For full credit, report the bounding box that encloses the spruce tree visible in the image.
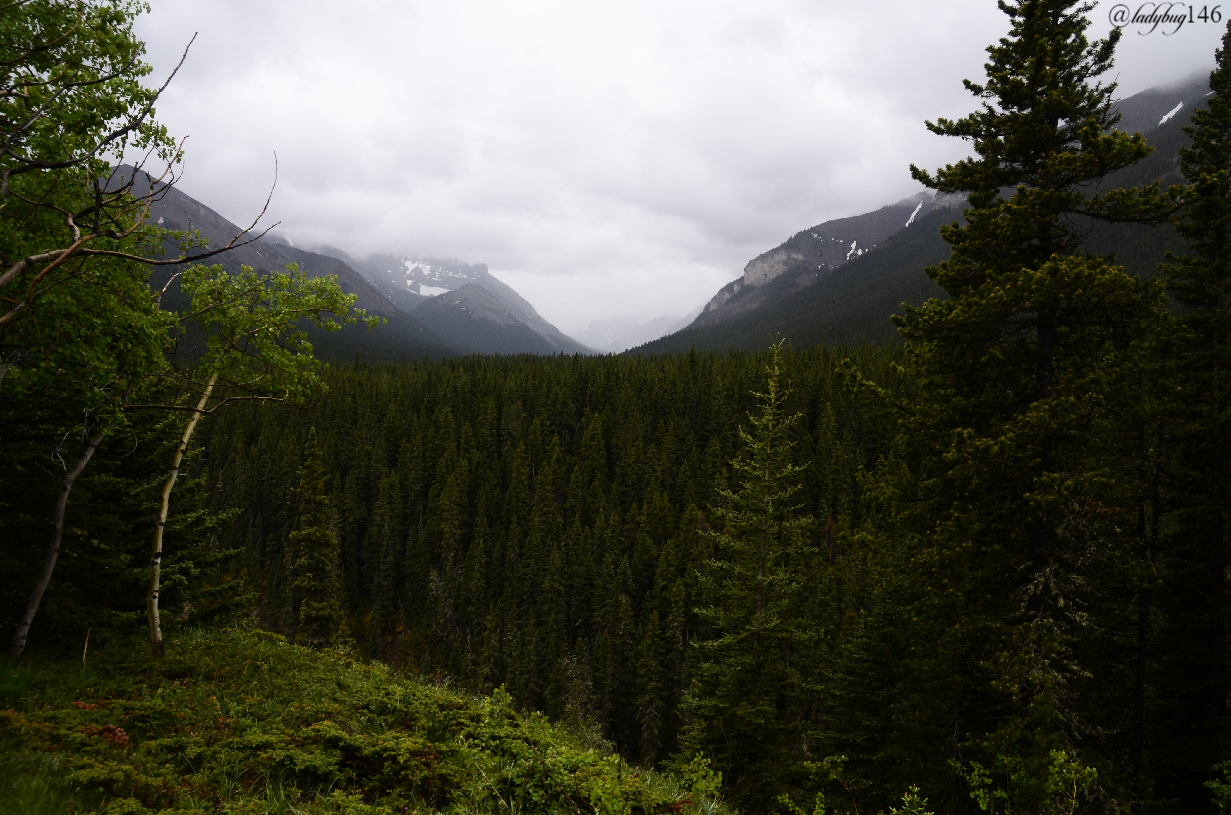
[1152,19,1231,810]
[682,340,811,810]
[289,429,344,648]
[898,0,1177,807]
[368,470,402,661]
[636,610,666,764]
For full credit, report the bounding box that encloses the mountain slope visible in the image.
[691,191,937,329]
[413,281,593,355]
[635,203,955,352]
[349,253,594,354]
[119,167,452,361]
[635,75,1205,354]
[122,167,590,359]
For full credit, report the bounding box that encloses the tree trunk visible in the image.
[148,373,217,657]
[1033,311,1056,618]
[9,425,111,660]
[1205,505,1226,753]
[1132,424,1161,778]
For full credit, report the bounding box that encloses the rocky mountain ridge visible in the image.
[122,167,592,358]
[691,191,966,329]
[635,72,1208,353]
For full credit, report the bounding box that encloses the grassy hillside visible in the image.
[0,629,724,815]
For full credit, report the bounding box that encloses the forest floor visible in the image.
[0,628,718,815]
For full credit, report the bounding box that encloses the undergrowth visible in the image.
[0,628,730,814]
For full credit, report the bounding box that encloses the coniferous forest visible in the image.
[5,1,1231,814]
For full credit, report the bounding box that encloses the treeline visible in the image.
[197,347,898,765]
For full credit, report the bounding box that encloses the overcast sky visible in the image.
[134,1,1221,335]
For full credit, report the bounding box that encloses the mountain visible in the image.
[123,169,451,361]
[119,167,590,359]
[577,311,700,353]
[633,74,1206,354]
[691,190,940,329]
[343,253,593,355]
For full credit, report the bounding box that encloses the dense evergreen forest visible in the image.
[6,1,1231,814]
[196,347,897,767]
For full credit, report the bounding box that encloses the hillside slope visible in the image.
[0,629,717,815]
[119,167,453,361]
[689,192,936,330]
[414,282,593,355]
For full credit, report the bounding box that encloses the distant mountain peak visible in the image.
[690,190,937,330]
[579,309,702,353]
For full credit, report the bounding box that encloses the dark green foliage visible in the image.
[0,407,244,657]
[682,342,813,808]
[290,429,346,649]
[882,0,1180,811]
[1148,20,1231,812]
[196,346,900,771]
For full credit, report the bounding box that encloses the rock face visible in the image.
[744,250,811,286]
[691,191,938,329]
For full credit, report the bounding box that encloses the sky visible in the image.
[134,1,1222,336]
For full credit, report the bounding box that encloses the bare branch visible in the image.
[0,235,89,325]
[124,393,290,415]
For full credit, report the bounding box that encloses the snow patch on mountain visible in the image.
[1159,102,1184,126]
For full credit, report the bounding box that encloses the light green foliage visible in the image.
[1,0,190,663]
[777,791,825,815]
[957,750,1095,815]
[175,262,379,408]
[1206,762,1231,813]
[682,751,724,815]
[0,629,722,815]
[887,786,933,815]
[144,262,377,656]
[1,0,179,400]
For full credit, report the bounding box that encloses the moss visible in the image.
[0,629,730,814]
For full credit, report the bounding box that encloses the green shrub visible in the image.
[0,629,731,814]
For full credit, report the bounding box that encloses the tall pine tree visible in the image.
[289,429,345,649]
[897,1,1177,809]
[1152,19,1231,811]
[682,340,812,810]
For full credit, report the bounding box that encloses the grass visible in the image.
[0,628,728,815]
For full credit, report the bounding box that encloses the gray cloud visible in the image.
[135,1,1220,334]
